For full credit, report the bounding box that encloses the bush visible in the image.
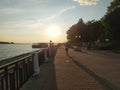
[95,43,112,50]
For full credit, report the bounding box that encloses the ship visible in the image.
[32,43,48,48]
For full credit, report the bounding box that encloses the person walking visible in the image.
[49,40,54,57]
[65,42,70,55]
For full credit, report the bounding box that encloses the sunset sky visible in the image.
[0,0,113,43]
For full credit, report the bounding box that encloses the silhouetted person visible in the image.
[50,40,52,47]
[49,40,54,57]
[65,42,70,55]
[51,43,55,57]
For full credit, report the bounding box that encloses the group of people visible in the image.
[49,40,72,56]
[32,40,75,78]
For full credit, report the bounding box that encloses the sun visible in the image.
[47,25,60,37]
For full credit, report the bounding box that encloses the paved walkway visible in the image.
[20,45,120,90]
[70,48,120,90]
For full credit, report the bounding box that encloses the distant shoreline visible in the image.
[0,41,14,44]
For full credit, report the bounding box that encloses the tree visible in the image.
[103,0,120,49]
[73,20,104,43]
[67,18,85,43]
[108,7,120,49]
[67,19,104,44]
[107,0,120,14]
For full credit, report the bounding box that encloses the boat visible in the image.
[32,43,48,48]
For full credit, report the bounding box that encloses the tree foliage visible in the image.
[67,19,85,43]
[103,0,120,49]
[67,19,104,43]
[66,0,120,50]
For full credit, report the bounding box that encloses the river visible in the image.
[0,44,40,61]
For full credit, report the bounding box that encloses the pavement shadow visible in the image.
[38,47,59,90]
[39,58,57,90]
[20,58,57,90]
[73,48,88,54]
[20,47,58,90]
[68,55,119,90]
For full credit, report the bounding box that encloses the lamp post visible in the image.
[75,35,81,40]
[75,35,81,46]
[75,35,82,51]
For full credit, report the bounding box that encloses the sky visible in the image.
[0,0,113,43]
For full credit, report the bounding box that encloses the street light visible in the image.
[75,35,81,38]
[75,35,81,43]
[75,36,78,38]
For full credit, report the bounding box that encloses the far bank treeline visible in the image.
[0,41,14,44]
[66,0,120,50]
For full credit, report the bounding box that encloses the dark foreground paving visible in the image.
[20,45,120,90]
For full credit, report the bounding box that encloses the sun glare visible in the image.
[47,25,61,37]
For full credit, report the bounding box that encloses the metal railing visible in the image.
[0,49,47,90]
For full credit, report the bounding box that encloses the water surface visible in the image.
[0,44,40,61]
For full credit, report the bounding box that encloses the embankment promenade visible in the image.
[20,45,120,90]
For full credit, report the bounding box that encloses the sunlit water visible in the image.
[0,44,40,61]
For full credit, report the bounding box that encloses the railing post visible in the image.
[19,62,24,87]
[0,79,2,90]
[15,63,19,90]
[0,73,4,90]
[0,50,44,90]
[5,68,8,90]
[33,52,40,76]
[29,56,34,76]
[9,69,16,90]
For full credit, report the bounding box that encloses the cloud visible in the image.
[46,6,76,20]
[59,6,76,14]
[0,6,76,34]
[73,0,99,6]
